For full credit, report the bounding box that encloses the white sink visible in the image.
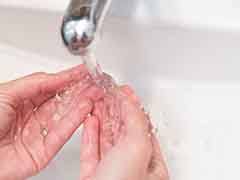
[0,4,240,180]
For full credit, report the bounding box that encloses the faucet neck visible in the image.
[61,0,112,55]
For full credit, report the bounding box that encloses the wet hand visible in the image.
[0,65,103,180]
[79,86,169,180]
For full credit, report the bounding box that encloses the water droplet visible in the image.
[151,127,159,134]
[85,75,91,80]
[144,111,151,121]
[53,113,61,121]
[87,113,91,117]
[33,107,38,112]
[55,93,62,102]
[140,104,145,111]
[63,89,70,95]
[41,128,48,137]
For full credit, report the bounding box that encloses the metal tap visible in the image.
[61,0,112,55]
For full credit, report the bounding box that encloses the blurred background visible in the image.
[0,0,240,180]
[2,0,240,30]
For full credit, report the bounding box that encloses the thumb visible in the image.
[80,116,100,180]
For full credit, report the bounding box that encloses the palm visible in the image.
[0,65,103,180]
[79,87,169,180]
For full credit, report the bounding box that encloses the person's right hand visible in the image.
[79,86,169,180]
[0,65,103,180]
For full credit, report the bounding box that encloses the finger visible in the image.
[44,97,93,161]
[120,85,141,106]
[35,80,103,138]
[120,93,153,166]
[21,81,103,169]
[119,85,134,96]
[93,100,114,158]
[95,87,146,158]
[3,64,89,107]
[95,86,140,158]
[41,84,103,158]
[21,95,93,170]
[148,135,169,180]
[80,116,100,180]
[94,94,153,180]
[120,94,149,141]
[84,85,105,101]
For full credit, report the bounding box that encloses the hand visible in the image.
[0,65,103,180]
[79,86,169,180]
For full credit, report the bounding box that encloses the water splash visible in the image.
[53,51,159,145]
[81,51,117,91]
[41,128,48,137]
[81,52,127,145]
[81,52,162,141]
[81,52,103,78]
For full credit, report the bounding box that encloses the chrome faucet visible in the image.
[61,0,112,55]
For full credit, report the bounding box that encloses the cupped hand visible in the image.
[79,86,169,180]
[0,65,103,180]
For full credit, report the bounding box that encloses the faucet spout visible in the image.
[61,0,112,55]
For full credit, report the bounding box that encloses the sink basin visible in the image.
[0,4,240,180]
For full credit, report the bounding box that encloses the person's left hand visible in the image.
[0,65,103,180]
[79,86,169,180]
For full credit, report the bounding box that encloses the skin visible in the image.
[0,65,104,180]
[0,64,169,180]
[80,86,169,180]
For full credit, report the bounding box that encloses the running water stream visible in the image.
[81,51,124,145]
[81,51,118,92]
[80,51,159,140]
